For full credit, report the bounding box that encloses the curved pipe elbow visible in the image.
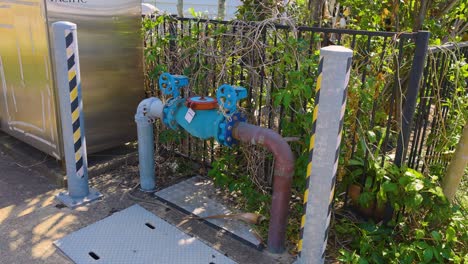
[135,97,164,122]
[232,122,294,177]
[232,122,294,253]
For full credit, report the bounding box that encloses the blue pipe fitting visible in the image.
[159,72,189,98]
[216,112,246,147]
[162,98,185,130]
[216,84,247,113]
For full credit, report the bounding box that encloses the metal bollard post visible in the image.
[52,21,102,208]
[297,46,353,264]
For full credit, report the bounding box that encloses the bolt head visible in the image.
[227,137,232,142]
[228,126,232,130]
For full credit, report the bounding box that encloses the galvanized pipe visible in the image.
[232,122,294,253]
[135,97,164,192]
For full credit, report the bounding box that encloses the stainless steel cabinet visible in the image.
[0,0,144,158]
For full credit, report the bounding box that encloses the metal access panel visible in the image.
[46,0,144,153]
[0,0,62,159]
[55,204,236,264]
[155,176,262,247]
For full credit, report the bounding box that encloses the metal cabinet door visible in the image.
[0,0,61,159]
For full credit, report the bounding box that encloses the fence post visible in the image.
[382,31,430,221]
[394,31,430,167]
[52,21,103,208]
[297,46,353,264]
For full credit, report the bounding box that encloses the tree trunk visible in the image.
[413,0,429,31]
[436,0,460,18]
[177,0,184,17]
[443,124,468,202]
[218,0,226,20]
[308,0,324,26]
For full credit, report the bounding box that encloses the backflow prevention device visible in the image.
[159,72,247,146]
[135,73,295,253]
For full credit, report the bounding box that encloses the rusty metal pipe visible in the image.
[232,122,294,253]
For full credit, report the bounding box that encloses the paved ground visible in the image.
[0,148,73,263]
[0,135,292,264]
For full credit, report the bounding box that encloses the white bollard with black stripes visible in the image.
[296,46,353,264]
[52,21,102,208]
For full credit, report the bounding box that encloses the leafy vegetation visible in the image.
[336,166,467,263]
[142,1,467,261]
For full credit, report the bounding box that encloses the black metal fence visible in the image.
[407,42,468,174]
[143,16,460,191]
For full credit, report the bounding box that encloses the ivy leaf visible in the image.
[382,182,398,194]
[431,231,442,241]
[406,179,424,192]
[273,92,283,107]
[429,186,445,199]
[406,193,423,208]
[446,226,456,242]
[413,179,424,191]
[441,248,452,259]
[398,174,410,183]
[404,168,424,179]
[416,241,429,249]
[283,93,292,107]
[358,258,369,264]
[423,248,433,262]
[415,229,425,239]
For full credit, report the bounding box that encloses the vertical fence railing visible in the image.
[142,16,426,187]
[407,41,468,174]
[394,31,430,167]
[142,15,467,244]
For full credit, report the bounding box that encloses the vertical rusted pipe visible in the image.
[232,122,294,253]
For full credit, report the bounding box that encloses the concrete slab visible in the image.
[155,176,262,247]
[55,204,235,264]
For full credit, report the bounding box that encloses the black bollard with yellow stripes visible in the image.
[296,46,353,264]
[52,21,102,208]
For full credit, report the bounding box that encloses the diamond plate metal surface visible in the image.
[54,204,235,264]
[155,176,261,247]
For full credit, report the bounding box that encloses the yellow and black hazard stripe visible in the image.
[298,57,323,255]
[321,57,353,258]
[65,29,84,178]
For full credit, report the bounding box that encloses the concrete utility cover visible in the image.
[155,176,262,247]
[54,204,235,264]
